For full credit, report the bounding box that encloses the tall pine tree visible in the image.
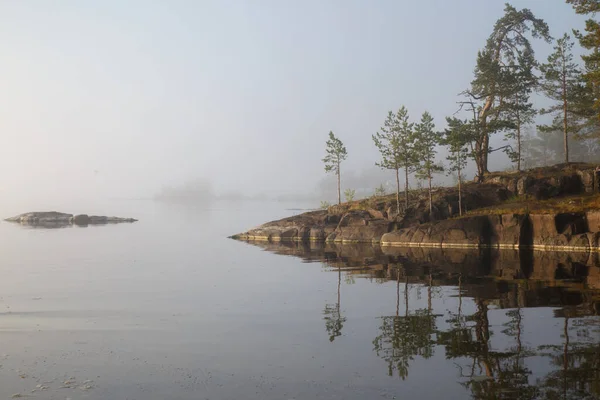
[415,112,443,215]
[322,131,348,205]
[461,4,550,180]
[442,118,474,217]
[538,34,586,163]
[373,107,418,214]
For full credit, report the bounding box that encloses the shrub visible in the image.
[344,189,356,202]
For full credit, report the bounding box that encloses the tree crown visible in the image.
[323,131,347,174]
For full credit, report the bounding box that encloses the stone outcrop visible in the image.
[5,212,137,228]
[233,210,600,251]
[232,209,391,244]
[380,214,528,249]
[485,163,599,199]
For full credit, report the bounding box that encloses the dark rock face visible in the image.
[5,212,137,227]
[381,216,492,248]
[380,212,600,251]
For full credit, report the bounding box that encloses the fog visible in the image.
[0,1,587,211]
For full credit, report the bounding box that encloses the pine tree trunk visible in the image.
[517,123,521,171]
[474,136,485,183]
[516,93,521,171]
[404,165,409,210]
[458,163,463,217]
[337,166,341,205]
[428,172,433,216]
[563,71,569,164]
[482,132,489,174]
[395,168,400,215]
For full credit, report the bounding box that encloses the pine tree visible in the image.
[503,51,537,171]
[461,4,550,180]
[442,118,474,216]
[568,0,600,121]
[538,34,587,163]
[322,131,347,205]
[373,107,418,214]
[414,112,443,215]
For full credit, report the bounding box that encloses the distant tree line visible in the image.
[323,1,600,214]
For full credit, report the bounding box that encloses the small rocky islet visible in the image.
[4,211,137,228]
[231,164,600,252]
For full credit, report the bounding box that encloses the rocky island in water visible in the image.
[5,211,138,228]
[232,164,600,252]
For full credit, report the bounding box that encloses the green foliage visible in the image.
[373,106,418,211]
[414,111,444,182]
[567,0,600,13]
[568,0,600,120]
[322,131,347,174]
[320,200,331,209]
[323,131,347,205]
[442,117,473,177]
[372,107,417,172]
[344,188,356,202]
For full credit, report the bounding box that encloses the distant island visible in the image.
[5,212,137,228]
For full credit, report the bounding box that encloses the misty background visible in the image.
[0,1,591,208]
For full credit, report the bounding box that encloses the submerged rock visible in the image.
[5,212,137,227]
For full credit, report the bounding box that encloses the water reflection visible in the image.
[372,272,438,379]
[323,263,346,341]
[244,240,600,399]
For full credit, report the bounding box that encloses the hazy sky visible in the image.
[0,1,587,204]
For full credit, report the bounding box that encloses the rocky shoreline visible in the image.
[231,211,600,251]
[231,164,600,252]
[5,212,138,228]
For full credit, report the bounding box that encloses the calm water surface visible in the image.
[0,200,598,399]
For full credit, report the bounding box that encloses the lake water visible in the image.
[0,200,598,399]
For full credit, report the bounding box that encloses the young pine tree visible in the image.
[414,112,443,215]
[442,118,473,217]
[322,131,347,205]
[373,106,418,214]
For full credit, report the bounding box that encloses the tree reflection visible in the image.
[323,263,346,342]
[538,314,600,399]
[372,269,438,379]
[437,280,541,399]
